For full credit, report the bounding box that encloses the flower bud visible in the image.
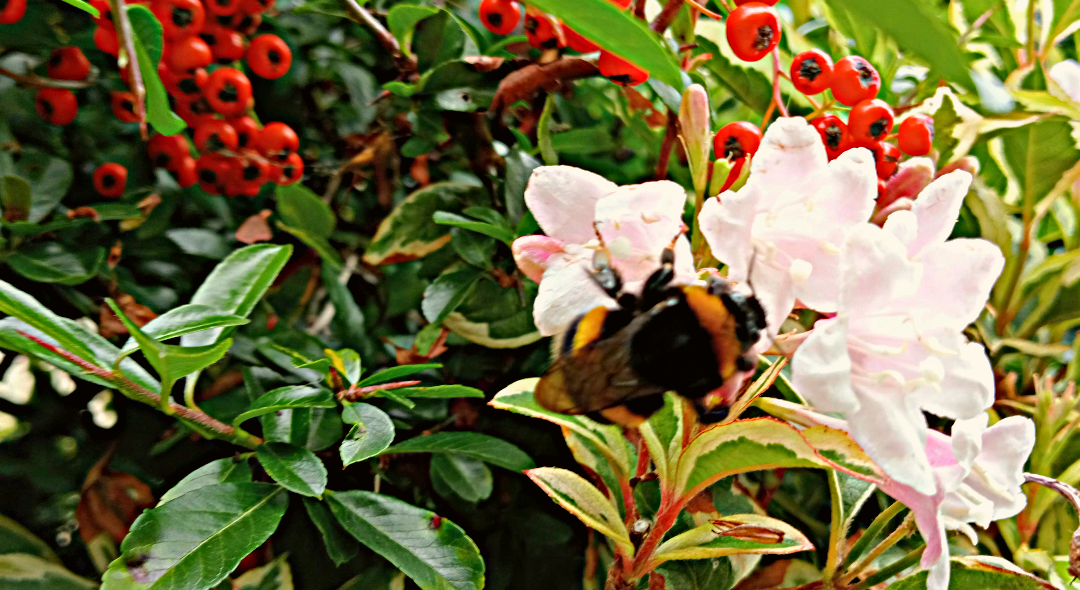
[878,157,934,211]
[679,84,711,196]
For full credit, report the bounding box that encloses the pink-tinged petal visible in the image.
[904,239,1004,331]
[840,224,921,318]
[970,416,1034,522]
[679,84,711,192]
[936,156,979,179]
[512,235,565,283]
[922,340,995,420]
[596,181,689,283]
[531,251,614,337]
[813,148,878,228]
[791,318,858,413]
[700,191,756,283]
[905,171,972,257]
[849,390,936,495]
[746,117,830,206]
[524,166,617,243]
[880,157,935,210]
[921,517,952,590]
[873,198,915,227]
[743,253,796,340]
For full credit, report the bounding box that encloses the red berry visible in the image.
[203,67,252,115]
[194,119,240,152]
[233,12,262,36]
[35,88,78,126]
[790,49,832,95]
[47,47,91,81]
[234,152,270,194]
[174,156,198,188]
[524,8,565,50]
[0,0,27,24]
[848,98,894,143]
[168,35,212,72]
[200,26,246,65]
[861,141,900,180]
[151,0,204,41]
[166,66,208,97]
[564,25,599,53]
[811,115,850,160]
[273,153,304,185]
[247,34,292,79]
[148,133,191,170]
[257,122,299,162]
[597,51,648,86]
[228,115,261,149]
[725,3,781,63]
[195,153,235,194]
[93,163,128,198]
[205,0,240,16]
[877,178,887,196]
[111,91,140,123]
[830,56,880,106]
[478,0,520,36]
[94,26,120,56]
[239,0,271,15]
[713,121,762,160]
[898,114,934,156]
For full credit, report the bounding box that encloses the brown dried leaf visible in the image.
[236,210,273,244]
[67,206,101,221]
[77,452,155,544]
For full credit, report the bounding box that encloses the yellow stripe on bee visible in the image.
[599,406,648,428]
[680,286,740,379]
[572,307,609,354]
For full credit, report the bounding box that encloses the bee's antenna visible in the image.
[590,221,623,299]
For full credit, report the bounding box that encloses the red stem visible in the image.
[771,49,789,118]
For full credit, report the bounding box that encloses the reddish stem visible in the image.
[338,379,422,402]
[771,48,789,118]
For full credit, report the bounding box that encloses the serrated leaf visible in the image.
[326,490,485,590]
[652,513,813,564]
[256,442,328,497]
[234,385,336,427]
[340,403,395,466]
[526,467,632,555]
[382,431,534,471]
[302,497,360,567]
[159,457,253,505]
[101,483,288,590]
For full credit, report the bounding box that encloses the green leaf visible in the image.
[381,431,534,471]
[234,385,337,426]
[323,264,378,364]
[277,222,343,270]
[256,442,328,498]
[101,483,288,590]
[261,407,343,452]
[694,37,772,112]
[490,378,633,479]
[159,457,253,504]
[433,211,515,245]
[525,467,632,555]
[0,515,60,563]
[166,228,231,259]
[326,490,485,590]
[652,513,813,563]
[525,0,682,89]
[121,305,250,354]
[233,553,293,590]
[1050,0,1080,44]
[362,183,483,265]
[0,553,97,589]
[886,557,1055,589]
[8,242,104,285]
[58,0,100,17]
[302,497,360,567]
[430,454,493,503]
[422,268,482,324]
[182,244,293,348]
[127,5,186,135]
[505,148,539,226]
[326,348,362,385]
[999,118,1080,212]
[357,363,442,387]
[654,559,735,590]
[413,10,466,71]
[277,184,335,238]
[386,5,439,53]
[538,94,558,166]
[340,403,395,466]
[827,0,972,90]
[14,149,72,223]
[1,175,31,222]
[396,385,484,399]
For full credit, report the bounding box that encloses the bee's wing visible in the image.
[536,329,667,415]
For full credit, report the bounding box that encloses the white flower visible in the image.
[1050,59,1080,102]
[511,166,697,336]
[698,117,877,337]
[792,171,1004,496]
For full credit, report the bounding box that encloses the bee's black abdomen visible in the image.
[629,295,724,399]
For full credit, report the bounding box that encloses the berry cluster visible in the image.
[714,53,935,197]
[478,0,648,86]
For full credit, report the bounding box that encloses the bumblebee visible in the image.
[536,237,767,427]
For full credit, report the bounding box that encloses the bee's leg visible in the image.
[590,222,640,312]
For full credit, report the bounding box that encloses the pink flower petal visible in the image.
[847,388,935,495]
[512,235,566,283]
[596,181,690,283]
[746,117,831,204]
[791,318,858,412]
[531,250,614,337]
[903,239,1005,331]
[525,166,617,244]
[904,171,972,258]
[880,157,935,210]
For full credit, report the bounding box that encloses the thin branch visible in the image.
[0,66,98,90]
[651,0,686,34]
[771,48,789,118]
[839,514,916,586]
[957,2,1002,46]
[633,0,647,20]
[109,0,147,138]
[337,380,422,402]
[18,330,260,449]
[1024,473,1080,577]
[489,58,599,112]
[654,109,678,180]
[341,0,418,80]
[683,0,724,20]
